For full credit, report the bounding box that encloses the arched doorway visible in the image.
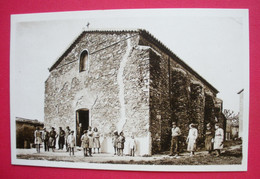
[76,109,89,146]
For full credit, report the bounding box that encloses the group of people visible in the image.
[169,122,224,157]
[80,126,101,157]
[112,131,136,157]
[35,126,75,155]
[34,126,137,157]
[35,122,223,158]
[34,126,101,156]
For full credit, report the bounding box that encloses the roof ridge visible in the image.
[48,28,218,93]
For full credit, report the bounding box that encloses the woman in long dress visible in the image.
[87,126,94,156]
[117,132,125,156]
[214,123,224,156]
[205,123,214,154]
[186,123,198,156]
[93,127,101,154]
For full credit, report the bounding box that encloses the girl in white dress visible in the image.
[93,127,101,154]
[67,131,76,156]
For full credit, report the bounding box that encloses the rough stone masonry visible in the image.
[44,29,226,155]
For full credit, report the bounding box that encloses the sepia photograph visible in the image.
[10,8,249,171]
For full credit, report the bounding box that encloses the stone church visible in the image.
[44,29,226,155]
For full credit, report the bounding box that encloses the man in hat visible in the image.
[169,122,182,157]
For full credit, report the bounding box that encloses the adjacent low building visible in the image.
[16,117,44,148]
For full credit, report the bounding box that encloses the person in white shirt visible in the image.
[169,122,181,157]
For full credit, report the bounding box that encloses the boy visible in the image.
[67,131,76,156]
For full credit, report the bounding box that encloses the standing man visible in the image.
[58,127,65,150]
[77,123,83,147]
[42,128,49,152]
[169,122,182,157]
[49,127,57,152]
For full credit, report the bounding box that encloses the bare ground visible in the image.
[17,141,242,165]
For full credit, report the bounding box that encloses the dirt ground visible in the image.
[16,141,242,165]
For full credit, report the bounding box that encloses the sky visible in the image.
[10,9,249,122]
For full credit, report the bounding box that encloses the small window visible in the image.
[79,50,88,72]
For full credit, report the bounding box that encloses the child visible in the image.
[214,123,224,156]
[93,127,101,154]
[186,123,198,156]
[67,131,76,156]
[81,130,89,157]
[205,123,214,154]
[112,130,119,155]
[117,132,125,156]
[129,135,136,157]
[34,127,42,153]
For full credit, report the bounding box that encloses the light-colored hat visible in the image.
[215,123,221,127]
[189,123,195,128]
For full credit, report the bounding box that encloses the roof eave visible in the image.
[138,30,219,94]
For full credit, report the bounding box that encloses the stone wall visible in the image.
[45,32,151,155]
[45,30,225,155]
[170,68,191,138]
[149,49,172,153]
[139,34,223,153]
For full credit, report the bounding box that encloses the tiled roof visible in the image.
[16,117,44,125]
[49,29,218,94]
